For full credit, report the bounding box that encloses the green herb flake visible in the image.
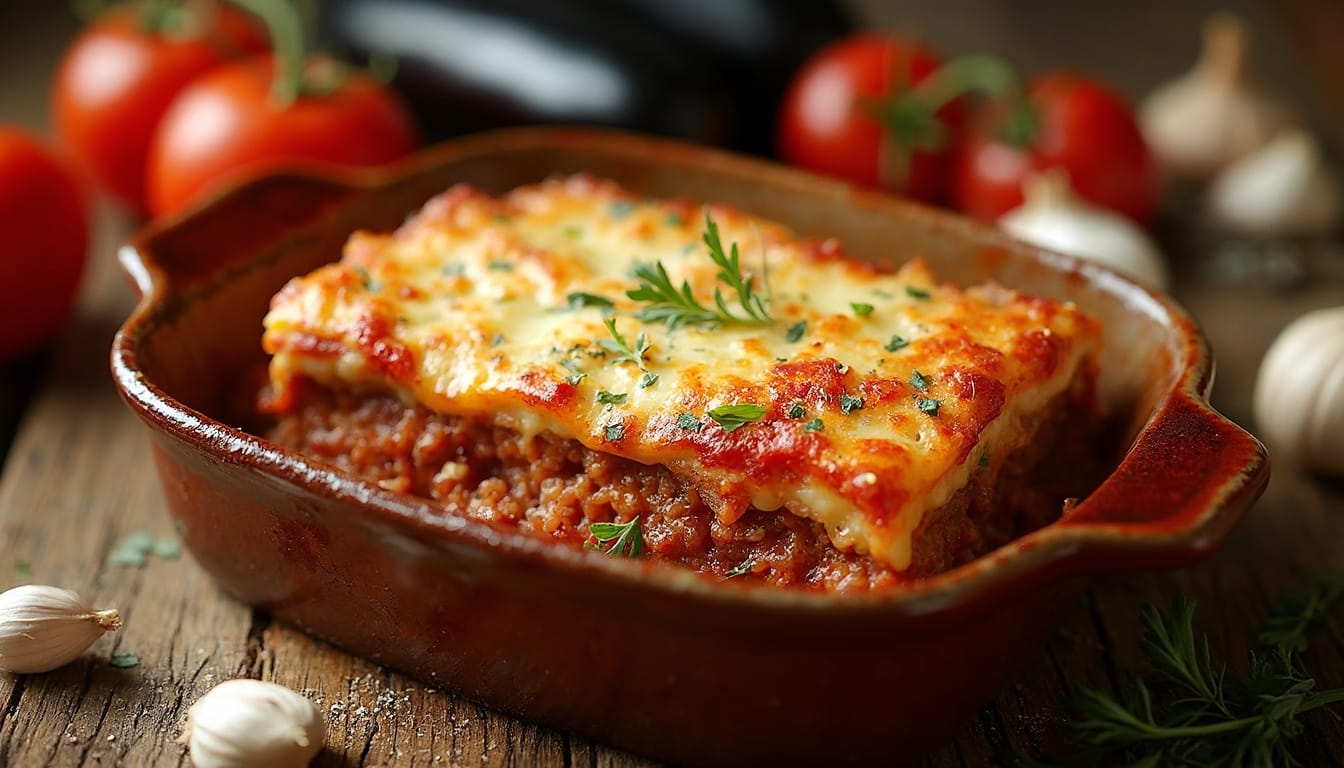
[442,263,465,277]
[839,394,864,414]
[491,333,505,347]
[786,404,806,419]
[109,651,140,669]
[803,418,825,433]
[151,537,181,560]
[723,560,754,579]
[352,266,381,292]
[978,451,990,469]
[610,200,638,220]
[107,531,155,568]
[488,260,514,272]
[605,423,625,441]
[885,335,910,352]
[785,320,807,343]
[905,285,932,300]
[677,413,702,432]
[596,391,628,406]
[707,403,769,433]
[566,291,615,311]
[916,397,941,416]
[563,225,583,238]
[909,370,931,391]
[665,212,685,227]
[492,212,512,224]
[850,302,875,317]
[638,372,659,389]
[11,561,31,579]
[586,517,643,558]
[566,373,587,387]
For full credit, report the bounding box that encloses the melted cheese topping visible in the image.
[263,176,1102,570]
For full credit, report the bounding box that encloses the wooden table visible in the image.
[2,2,1344,765]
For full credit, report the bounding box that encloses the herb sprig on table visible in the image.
[1026,576,1344,767]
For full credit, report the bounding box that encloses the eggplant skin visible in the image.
[317,0,852,155]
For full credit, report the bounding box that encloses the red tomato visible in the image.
[52,4,266,213]
[0,129,89,361]
[776,34,954,203]
[146,56,418,218]
[950,72,1158,223]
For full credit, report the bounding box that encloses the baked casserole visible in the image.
[258,175,1107,591]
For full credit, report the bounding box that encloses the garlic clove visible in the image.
[1140,14,1295,181]
[1207,130,1342,237]
[999,171,1170,290]
[184,679,325,768]
[1254,306,1344,475]
[0,585,121,674]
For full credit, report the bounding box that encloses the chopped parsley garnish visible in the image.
[492,212,512,223]
[850,302,874,316]
[909,370,931,391]
[587,518,643,557]
[707,403,768,433]
[597,316,651,370]
[639,372,659,389]
[559,358,583,373]
[605,423,626,441]
[885,335,910,352]
[610,199,637,219]
[677,412,702,431]
[566,373,587,386]
[803,417,825,432]
[442,263,465,277]
[978,451,990,468]
[563,225,583,238]
[839,394,865,414]
[491,333,504,347]
[786,404,806,419]
[916,397,941,416]
[665,211,685,227]
[627,213,772,329]
[596,390,628,405]
[488,260,514,271]
[905,285,932,300]
[785,320,807,343]
[353,266,381,292]
[723,560,754,579]
[567,291,615,311]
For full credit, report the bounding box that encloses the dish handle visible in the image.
[119,172,360,301]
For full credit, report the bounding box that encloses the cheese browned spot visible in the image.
[262,175,1103,571]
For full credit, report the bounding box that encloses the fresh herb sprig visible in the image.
[597,316,650,370]
[586,518,644,558]
[1028,578,1344,767]
[627,214,772,329]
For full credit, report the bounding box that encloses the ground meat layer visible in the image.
[260,379,1106,592]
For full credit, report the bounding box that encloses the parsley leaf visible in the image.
[885,335,910,352]
[596,391,627,405]
[708,403,768,433]
[723,560,754,579]
[786,404,806,419]
[916,397,941,416]
[905,285,931,300]
[587,518,643,557]
[605,423,625,441]
[610,200,637,220]
[677,413,702,431]
[638,372,659,389]
[785,320,807,343]
[803,418,824,432]
[839,394,864,414]
[567,292,615,311]
[909,370,931,391]
[850,302,874,316]
[597,316,651,370]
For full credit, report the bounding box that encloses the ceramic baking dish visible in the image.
[111,128,1269,767]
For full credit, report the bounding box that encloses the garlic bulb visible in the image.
[0,585,121,674]
[1207,130,1342,237]
[1253,306,1344,476]
[184,679,325,768]
[999,172,1170,290]
[1140,14,1295,181]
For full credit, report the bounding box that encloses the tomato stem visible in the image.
[227,0,305,107]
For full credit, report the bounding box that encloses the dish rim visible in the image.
[110,126,1270,619]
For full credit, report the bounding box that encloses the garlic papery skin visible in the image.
[1253,306,1344,476]
[1207,130,1342,237]
[0,585,121,674]
[184,679,325,768]
[999,172,1170,290]
[1140,14,1295,181]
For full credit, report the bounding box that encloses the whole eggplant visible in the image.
[317,0,852,155]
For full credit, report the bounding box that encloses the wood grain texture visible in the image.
[2,1,1344,766]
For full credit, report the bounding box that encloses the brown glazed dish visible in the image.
[111,128,1269,767]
